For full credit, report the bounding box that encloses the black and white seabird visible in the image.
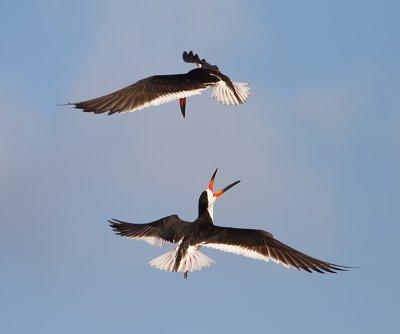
[109,169,350,279]
[66,51,250,118]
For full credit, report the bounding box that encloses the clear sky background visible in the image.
[1,1,399,333]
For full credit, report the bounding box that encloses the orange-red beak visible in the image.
[179,98,186,118]
[208,169,240,198]
[208,169,218,192]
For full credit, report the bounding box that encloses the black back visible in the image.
[187,68,220,85]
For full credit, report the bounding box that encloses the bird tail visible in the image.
[212,81,250,106]
[149,246,215,273]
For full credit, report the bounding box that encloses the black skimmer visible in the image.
[66,51,250,118]
[109,169,350,279]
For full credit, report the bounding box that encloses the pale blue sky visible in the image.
[1,1,399,333]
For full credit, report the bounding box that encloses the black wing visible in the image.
[70,74,209,115]
[109,215,191,247]
[182,51,219,71]
[201,226,349,273]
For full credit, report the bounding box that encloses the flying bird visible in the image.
[109,169,350,279]
[66,51,250,118]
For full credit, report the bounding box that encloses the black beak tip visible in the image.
[233,180,241,187]
[211,168,218,179]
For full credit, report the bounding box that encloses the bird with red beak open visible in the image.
[203,168,241,221]
[110,169,351,279]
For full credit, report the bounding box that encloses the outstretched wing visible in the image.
[201,226,349,273]
[182,51,219,71]
[70,74,209,115]
[109,215,191,247]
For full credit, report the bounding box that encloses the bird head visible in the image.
[198,169,240,220]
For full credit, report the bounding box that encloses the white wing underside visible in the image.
[126,88,208,113]
[202,243,290,268]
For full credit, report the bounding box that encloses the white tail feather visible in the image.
[149,250,177,272]
[149,246,215,273]
[212,81,250,106]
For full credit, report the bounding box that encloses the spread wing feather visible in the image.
[201,226,350,273]
[109,215,191,247]
[72,74,209,115]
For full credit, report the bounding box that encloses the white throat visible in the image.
[206,189,216,221]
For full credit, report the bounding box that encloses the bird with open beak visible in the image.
[110,169,351,278]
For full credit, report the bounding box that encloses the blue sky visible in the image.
[1,1,399,333]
